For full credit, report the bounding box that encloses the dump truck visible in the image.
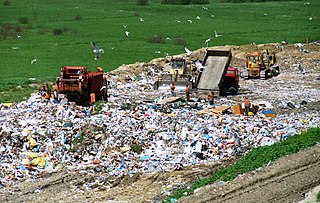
[242,50,280,80]
[196,49,239,96]
[56,66,107,104]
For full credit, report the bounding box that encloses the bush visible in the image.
[174,38,186,45]
[75,14,82,20]
[148,34,165,43]
[317,191,320,202]
[161,0,208,5]
[137,0,149,6]
[3,0,11,6]
[18,17,29,24]
[52,28,63,35]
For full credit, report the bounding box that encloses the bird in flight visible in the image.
[91,41,104,60]
[184,46,192,56]
[31,59,37,64]
[205,38,211,47]
[214,30,223,37]
[188,19,192,23]
[125,31,130,37]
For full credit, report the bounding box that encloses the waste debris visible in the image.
[0,43,319,196]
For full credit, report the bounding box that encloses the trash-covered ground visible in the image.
[0,43,319,203]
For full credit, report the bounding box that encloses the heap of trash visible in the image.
[1,45,320,192]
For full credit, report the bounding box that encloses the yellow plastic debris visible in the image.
[23,151,39,159]
[31,157,46,167]
[248,112,254,116]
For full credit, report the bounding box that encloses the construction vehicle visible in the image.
[154,49,239,96]
[242,50,280,80]
[56,66,107,104]
[197,49,239,96]
[153,56,197,90]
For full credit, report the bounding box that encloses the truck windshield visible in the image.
[172,60,184,69]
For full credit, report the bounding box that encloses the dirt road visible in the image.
[179,145,320,203]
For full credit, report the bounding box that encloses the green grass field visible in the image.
[0,0,319,102]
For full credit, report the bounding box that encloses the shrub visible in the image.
[18,17,29,24]
[15,25,22,32]
[174,37,186,45]
[3,0,11,6]
[137,0,149,6]
[316,191,320,202]
[52,28,63,35]
[133,12,141,17]
[75,14,82,20]
[161,0,208,5]
[148,34,165,43]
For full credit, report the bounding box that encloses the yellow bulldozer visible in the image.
[243,50,280,80]
[153,56,197,90]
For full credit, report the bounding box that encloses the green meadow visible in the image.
[0,0,319,102]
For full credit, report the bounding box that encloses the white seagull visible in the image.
[125,31,130,37]
[184,46,192,56]
[214,30,223,37]
[205,38,211,47]
[31,59,37,64]
[188,19,193,23]
[195,60,205,72]
[16,34,21,38]
[202,7,208,10]
[91,41,104,60]
[196,16,201,20]
[139,18,144,22]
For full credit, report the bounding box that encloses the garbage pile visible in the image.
[1,45,319,192]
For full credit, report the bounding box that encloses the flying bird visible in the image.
[125,31,130,37]
[211,14,215,18]
[16,34,21,38]
[214,30,223,37]
[205,38,211,47]
[202,7,208,10]
[139,18,144,22]
[91,41,104,60]
[31,59,37,64]
[187,19,192,23]
[194,60,205,72]
[196,16,201,20]
[175,20,181,23]
[123,25,127,28]
[184,46,192,56]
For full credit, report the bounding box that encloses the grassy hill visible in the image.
[0,0,319,102]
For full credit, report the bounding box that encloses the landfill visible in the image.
[0,43,319,198]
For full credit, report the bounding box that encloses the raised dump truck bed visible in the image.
[196,49,233,95]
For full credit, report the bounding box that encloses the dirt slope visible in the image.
[179,145,320,203]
